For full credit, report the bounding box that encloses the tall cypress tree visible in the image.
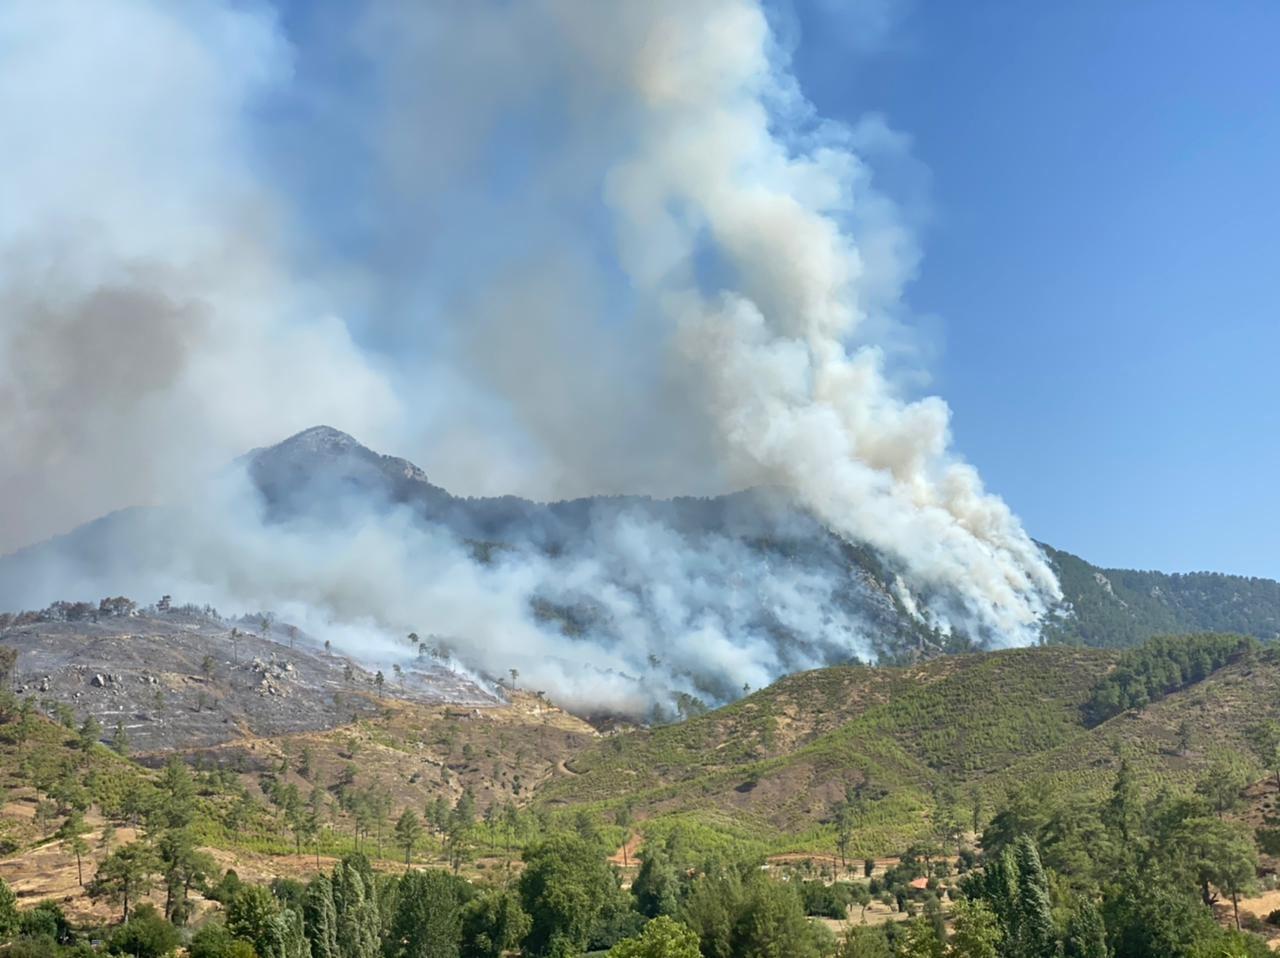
[1062,898,1108,958]
[304,874,339,958]
[1012,837,1057,958]
[332,858,381,958]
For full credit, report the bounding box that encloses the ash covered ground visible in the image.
[0,604,501,752]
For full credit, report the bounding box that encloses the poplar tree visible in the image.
[304,875,339,958]
[332,857,381,958]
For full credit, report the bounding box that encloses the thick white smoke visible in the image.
[595,2,1062,636]
[350,0,1061,638]
[0,0,1062,712]
[0,0,399,552]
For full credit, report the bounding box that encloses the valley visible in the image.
[6,619,1280,955]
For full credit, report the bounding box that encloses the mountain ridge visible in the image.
[1,426,1278,692]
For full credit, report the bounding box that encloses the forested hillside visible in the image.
[8,634,1280,956]
[1041,544,1280,647]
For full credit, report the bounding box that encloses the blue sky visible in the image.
[791,0,1280,577]
[260,0,1279,578]
[7,0,1271,589]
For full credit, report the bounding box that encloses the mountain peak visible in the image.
[274,425,364,454]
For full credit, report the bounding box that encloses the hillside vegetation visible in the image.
[1043,545,1280,647]
[8,632,1280,956]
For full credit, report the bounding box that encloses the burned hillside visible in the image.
[0,601,501,752]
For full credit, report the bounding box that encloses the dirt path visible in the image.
[765,852,902,880]
[608,833,644,867]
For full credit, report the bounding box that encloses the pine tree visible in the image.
[112,720,130,757]
[56,812,90,886]
[78,715,102,751]
[395,809,423,865]
[156,827,215,925]
[92,841,158,922]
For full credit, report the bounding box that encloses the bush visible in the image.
[798,881,854,919]
[206,870,244,904]
[18,903,68,944]
[1,939,62,958]
[108,905,180,958]
[605,916,700,958]
[189,923,258,958]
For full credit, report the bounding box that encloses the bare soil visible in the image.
[1,609,500,751]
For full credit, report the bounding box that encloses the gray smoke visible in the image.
[0,0,1061,713]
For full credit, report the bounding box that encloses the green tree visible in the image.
[227,885,310,958]
[520,834,625,958]
[226,885,280,950]
[1102,759,1140,845]
[732,875,823,958]
[679,866,743,958]
[1061,898,1108,958]
[394,809,423,865]
[0,877,18,943]
[1248,720,1280,794]
[189,922,259,958]
[947,898,1002,958]
[57,811,91,886]
[606,916,701,958]
[1175,718,1193,756]
[78,714,103,751]
[838,926,891,958]
[896,916,944,958]
[835,801,858,872]
[156,758,197,830]
[1102,873,1232,958]
[304,874,339,958]
[1195,756,1250,818]
[109,903,181,958]
[460,888,531,958]
[1011,837,1057,958]
[156,827,216,925]
[1175,818,1258,929]
[632,846,681,919]
[615,803,634,868]
[387,869,466,958]
[332,855,381,958]
[93,841,159,922]
[18,900,68,942]
[113,720,131,757]
[299,746,314,780]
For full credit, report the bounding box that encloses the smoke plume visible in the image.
[0,0,1062,713]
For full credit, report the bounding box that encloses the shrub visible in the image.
[108,905,180,958]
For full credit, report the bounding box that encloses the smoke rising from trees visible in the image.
[0,0,1061,711]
